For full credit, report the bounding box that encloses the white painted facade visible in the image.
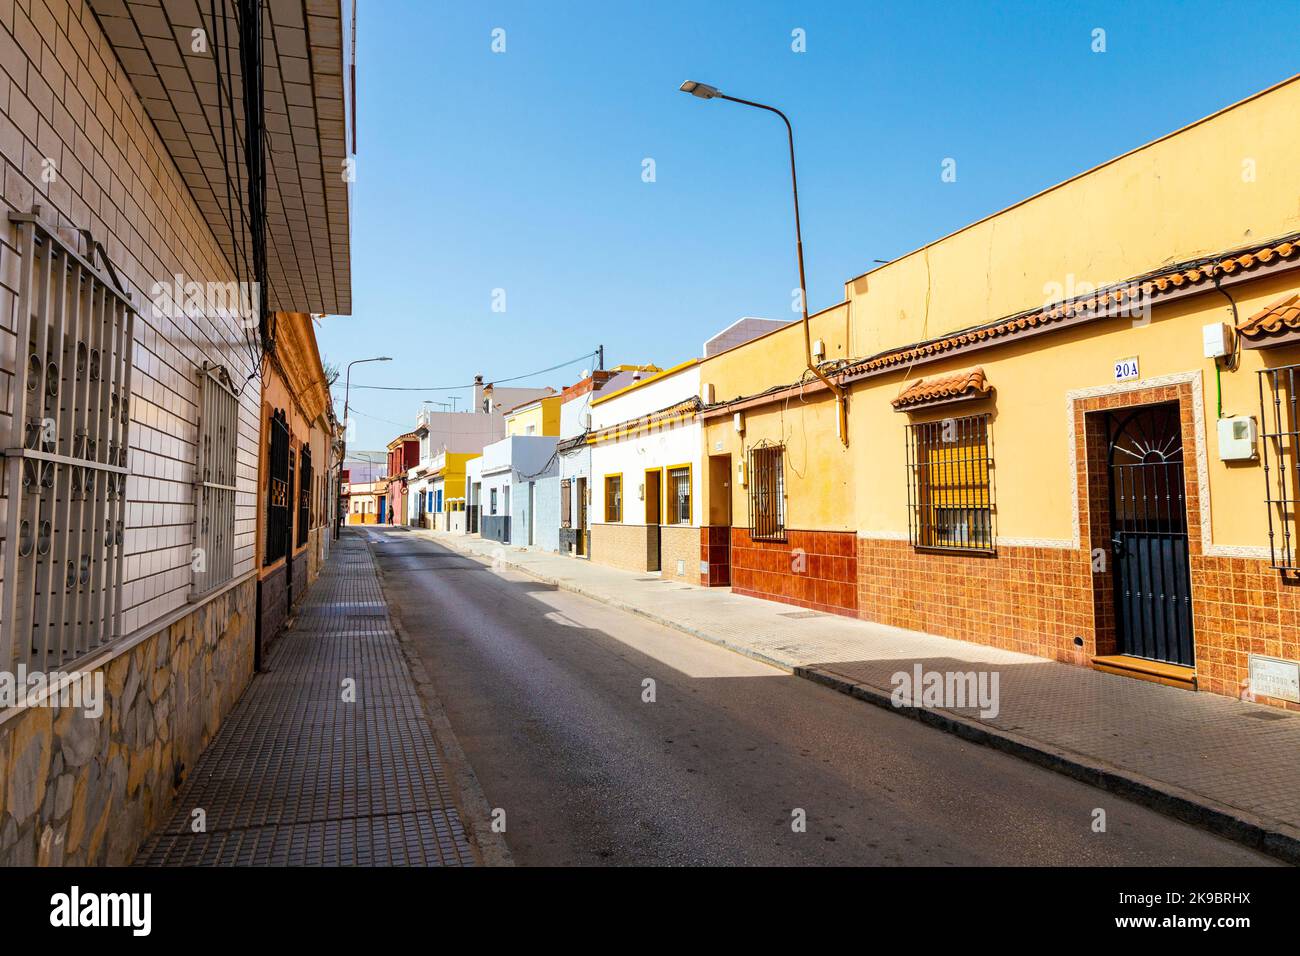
[589,364,703,528]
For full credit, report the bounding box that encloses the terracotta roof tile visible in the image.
[845,235,1300,379]
[1237,293,1300,340]
[891,367,991,410]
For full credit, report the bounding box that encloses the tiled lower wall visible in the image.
[856,536,1300,711]
[701,526,730,586]
[590,523,655,573]
[0,578,256,865]
[731,528,858,617]
[660,525,700,584]
[1190,555,1300,704]
[856,537,1093,662]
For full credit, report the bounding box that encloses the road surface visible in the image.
[370,528,1275,867]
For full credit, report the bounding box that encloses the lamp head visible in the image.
[679,80,720,100]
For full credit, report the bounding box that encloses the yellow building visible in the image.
[696,74,1300,709]
[505,394,562,436]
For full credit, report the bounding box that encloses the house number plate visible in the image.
[1114,357,1140,382]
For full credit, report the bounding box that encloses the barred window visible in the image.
[1258,364,1300,571]
[264,409,290,565]
[906,414,995,552]
[560,478,572,527]
[297,443,312,547]
[0,216,134,671]
[667,466,691,524]
[604,474,622,522]
[748,444,786,541]
[192,364,239,598]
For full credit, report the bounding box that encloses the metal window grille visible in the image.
[191,364,238,598]
[668,467,690,524]
[1258,365,1300,571]
[605,476,621,522]
[748,444,786,541]
[264,409,290,565]
[1,216,134,672]
[905,414,996,552]
[297,443,312,547]
[560,478,571,527]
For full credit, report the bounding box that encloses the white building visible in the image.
[478,435,560,547]
[588,361,704,584]
[556,366,655,557]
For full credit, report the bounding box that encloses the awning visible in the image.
[89,0,351,314]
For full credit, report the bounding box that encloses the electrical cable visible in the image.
[349,350,598,392]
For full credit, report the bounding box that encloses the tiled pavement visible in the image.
[134,533,476,866]
[415,527,1300,861]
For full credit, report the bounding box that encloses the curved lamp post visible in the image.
[679,80,848,445]
[335,356,392,537]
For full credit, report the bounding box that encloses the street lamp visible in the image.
[678,80,848,445]
[336,356,392,537]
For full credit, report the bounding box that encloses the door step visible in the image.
[1091,654,1197,690]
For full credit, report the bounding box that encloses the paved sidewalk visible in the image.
[410,527,1300,863]
[134,532,476,866]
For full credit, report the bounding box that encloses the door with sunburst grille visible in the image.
[1107,403,1194,666]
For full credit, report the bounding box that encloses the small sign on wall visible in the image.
[1114,357,1140,382]
[1249,655,1300,703]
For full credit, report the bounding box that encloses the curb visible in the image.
[365,530,515,868]
[421,529,1300,866]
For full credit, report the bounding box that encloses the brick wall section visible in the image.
[732,528,857,617]
[0,0,262,637]
[659,524,699,584]
[590,522,653,573]
[0,0,270,865]
[1191,556,1300,702]
[856,538,1093,662]
[701,525,729,586]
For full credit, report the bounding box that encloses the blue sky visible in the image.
[319,0,1299,450]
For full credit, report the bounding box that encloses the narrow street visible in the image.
[371,528,1274,867]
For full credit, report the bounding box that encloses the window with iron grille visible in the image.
[667,466,691,524]
[264,409,290,565]
[1258,364,1300,571]
[192,364,239,598]
[297,443,312,547]
[905,414,995,552]
[604,474,622,522]
[1,216,134,672]
[748,444,786,541]
[560,478,572,527]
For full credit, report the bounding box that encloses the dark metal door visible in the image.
[1107,403,1194,666]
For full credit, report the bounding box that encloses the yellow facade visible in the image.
[439,452,480,502]
[698,75,1300,552]
[686,74,1300,707]
[505,395,562,436]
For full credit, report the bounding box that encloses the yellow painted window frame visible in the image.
[604,473,623,522]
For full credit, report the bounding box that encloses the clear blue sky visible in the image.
[318,0,1299,449]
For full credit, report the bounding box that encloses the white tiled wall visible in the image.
[0,0,260,641]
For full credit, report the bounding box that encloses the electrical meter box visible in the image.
[1217,415,1257,461]
[1202,322,1233,359]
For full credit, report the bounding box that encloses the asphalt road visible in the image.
[370,529,1276,867]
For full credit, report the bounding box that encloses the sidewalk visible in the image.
[414,527,1300,863]
[134,532,477,866]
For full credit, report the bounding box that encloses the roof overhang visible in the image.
[89,0,352,314]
